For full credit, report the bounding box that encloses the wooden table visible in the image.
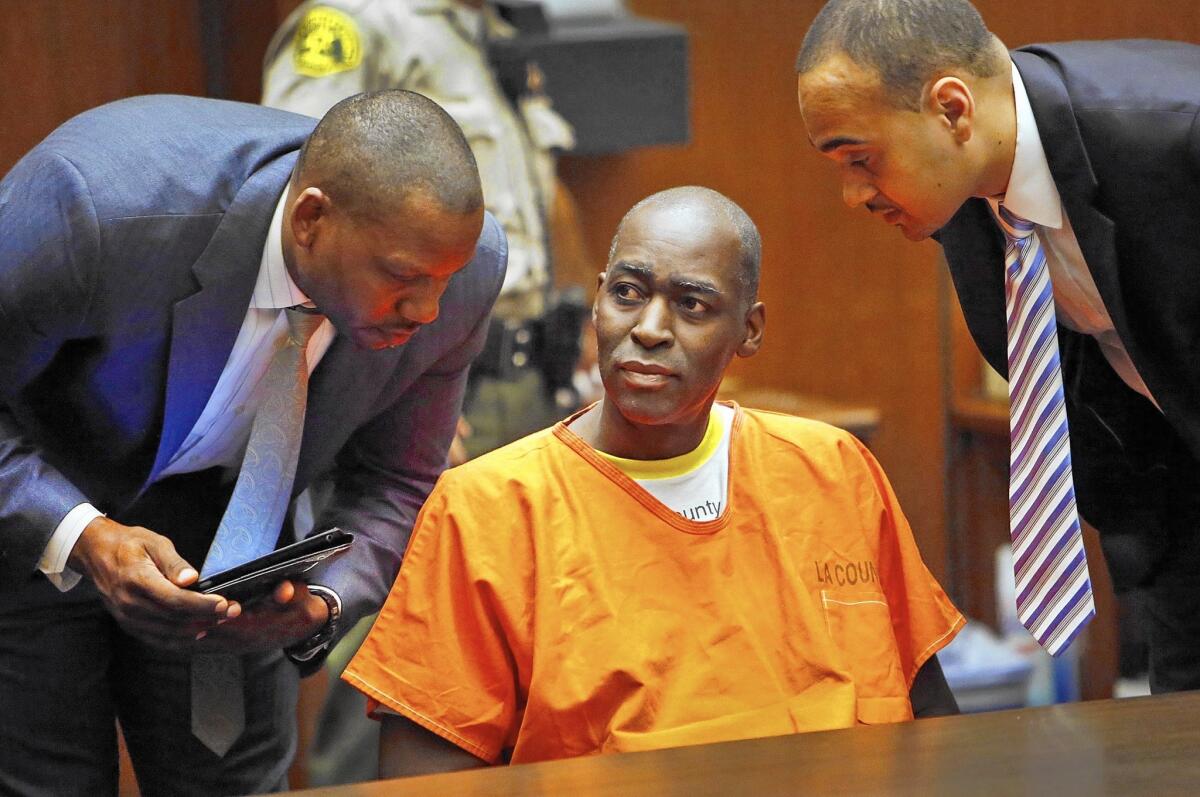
[287,692,1200,796]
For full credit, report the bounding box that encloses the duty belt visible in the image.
[470,289,589,395]
[473,317,538,380]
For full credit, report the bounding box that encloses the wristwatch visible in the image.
[285,584,342,663]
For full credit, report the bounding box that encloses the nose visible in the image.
[841,170,875,209]
[630,296,673,349]
[399,283,442,326]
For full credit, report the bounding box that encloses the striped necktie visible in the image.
[192,306,325,757]
[997,205,1094,656]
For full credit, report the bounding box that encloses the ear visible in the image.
[289,187,331,250]
[592,270,608,321]
[736,302,766,358]
[928,76,975,143]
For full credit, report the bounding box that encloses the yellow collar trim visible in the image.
[595,410,724,480]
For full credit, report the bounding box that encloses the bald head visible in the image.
[296,89,483,222]
[796,0,1006,110]
[609,186,761,306]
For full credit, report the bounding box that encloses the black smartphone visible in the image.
[192,528,354,604]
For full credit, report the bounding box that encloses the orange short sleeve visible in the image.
[341,483,523,763]
[848,436,964,686]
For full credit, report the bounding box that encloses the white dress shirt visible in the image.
[38,189,336,589]
[988,61,1158,409]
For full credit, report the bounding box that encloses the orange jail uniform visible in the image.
[343,403,964,764]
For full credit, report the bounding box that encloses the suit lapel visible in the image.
[145,154,298,487]
[1012,50,1132,351]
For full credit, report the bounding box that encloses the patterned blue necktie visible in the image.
[192,306,324,756]
[200,307,325,577]
[997,205,1094,656]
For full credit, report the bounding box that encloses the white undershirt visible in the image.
[38,189,336,589]
[599,404,733,522]
[989,61,1157,408]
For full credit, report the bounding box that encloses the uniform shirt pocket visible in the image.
[821,589,912,724]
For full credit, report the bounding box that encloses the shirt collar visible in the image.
[993,60,1064,229]
[252,187,313,310]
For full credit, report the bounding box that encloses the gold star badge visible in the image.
[293,6,362,77]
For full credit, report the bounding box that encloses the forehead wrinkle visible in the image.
[803,52,888,99]
[800,56,892,134]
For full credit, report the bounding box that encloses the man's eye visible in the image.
[679,297,708,313]
[612,283,642,301]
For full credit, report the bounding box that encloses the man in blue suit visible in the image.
[0,90,506,793]
[795,0,1200,691]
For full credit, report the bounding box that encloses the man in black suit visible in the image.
[794,0,1200,691]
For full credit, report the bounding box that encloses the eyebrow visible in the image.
[671,277,720,296]
[380,255,416,274]
[816,136,866,153]
[610,261,722,297]
[611,261,655,281]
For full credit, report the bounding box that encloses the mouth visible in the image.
[361,324,420,350]
[621,360,674,375]
[618,361,675,388]
[869,206,932,240]
[868,204,902,225]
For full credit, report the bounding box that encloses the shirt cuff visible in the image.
[38,503,104,592]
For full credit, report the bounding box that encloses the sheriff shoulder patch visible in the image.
[293,6,362,77]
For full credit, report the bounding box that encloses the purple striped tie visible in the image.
[998,205,1094,656]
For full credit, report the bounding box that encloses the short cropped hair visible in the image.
[609,186,761,306]
[296,89,483,222]
[795,0,1006,110]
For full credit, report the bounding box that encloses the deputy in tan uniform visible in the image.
[262,2,583,784]
[264,0,581,457]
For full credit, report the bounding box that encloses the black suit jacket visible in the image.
[937,40,1200,589]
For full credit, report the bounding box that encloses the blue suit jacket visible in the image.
[0,95,506,630]
[936,41,1200,588]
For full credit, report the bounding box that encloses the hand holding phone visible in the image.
[193,528,354,604]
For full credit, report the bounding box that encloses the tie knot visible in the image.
[285,306,326,346]
[996,205,1036,242]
